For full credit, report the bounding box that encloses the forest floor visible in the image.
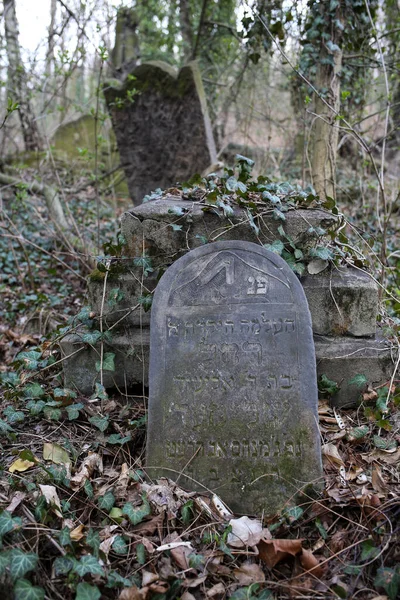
[0,159,399,600]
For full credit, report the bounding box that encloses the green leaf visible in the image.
[315,518,328,540]
[43,405,62,421]
[75,582,101,600]
[122,497,150,525]
[82,331,102,344]
[309,246,334,261]
[112,535,128,555]
[136,543,146,565]
[374,567,400,600]
[58,527,71,547]
[90,383,108,401]
[188,553,205,569]
[348,374,368,388]
[138,294,153,311]
[373,436,397,451]
[14,579,45,600]
[107,433,131,445]
[54,387,77,399]
[8,549,38,580]
[53,555,74,575]
[346,426,369,442]
[284,505,304,523]
[0,552,10,575]
[66,403,84,421]
[273,208,286,221]
[16,350,42,370]
[0,510,22,537]
[181,500,193,525]
[84,479,94,499]
[89,415,109,432]
[23,383,45,398]
[318,374,339,396]
[108,288,125,308]
[95,352,115,372]
[86,529,100,554]
[344,565,362,575]
[26,400,46,416]
[3,406,24,424]
[168,206,185,216]
[98,490,115,511]
[169,223,183,231]
[106,571,133,588]
[0,419,14,435]
[73,554,104,577]
[360,539,379,561]
[225,176,238,191]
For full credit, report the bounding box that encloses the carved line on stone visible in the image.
[170,250,291,299]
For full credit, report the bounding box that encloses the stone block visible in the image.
[61,329,149,395]
[314,334,395,407]
[302,267,378,337]
[87,272,155,328]
[120,196,338,265]
[87,264,378,337]
[61,328,395,409]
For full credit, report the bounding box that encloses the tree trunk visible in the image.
[310,6,343,201]
[4,0,42,151]
[179,0,193,62]
[45,0,57,75]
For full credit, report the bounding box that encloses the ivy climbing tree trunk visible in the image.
[179,0,193,62]
[310,3,344,201]
[4,0,42,151]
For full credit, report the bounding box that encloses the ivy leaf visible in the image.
[360,539,380,562]
[73,554,104,577]
[84,479,94,499]
[122,497,150,525]
[273,208,286,221]
[23,383,45,399]
[318,374,339,396]
[309,246,334,261]
[75,582,101,600]
[346,426,369,442]
[26,400,46,416]
[284,505,304,523]
[95,352,115,372]
[97,491,115,511]
[0,419,14,436]
[225,176,238,191]
[86,529,100,555]
[0,552,10,575]
[348,374,368,389]
[374,567,400,600]
[168,206,185,216]
[53,555,74,575]
[181,500,194,525]
[54,387,77,400]
[3,406,24,424]
[169,223,183,231]
[0,511,22,537]
[82,331,102,345]
[107,433,131,445]
[136,543,146,565]
[43,405,62,421]
[112,535,128,555]
[373,436,397,451]
[139,294,153,311]
[16,350,42,370]
[106,571,133,588]
[89,415,109,432]
[90,383,108,401]
[14,579,45,600]
[108,288,125,308]
[8,549,38,579]
[66,403,84,421]
[58,527,72,547]
[326,40,341,53]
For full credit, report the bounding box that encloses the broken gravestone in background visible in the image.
[146,240,323,516]
[104,61,217,205]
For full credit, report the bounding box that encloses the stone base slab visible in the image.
[61,328,395,406]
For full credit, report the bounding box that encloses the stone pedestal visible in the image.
[61,196,395,407]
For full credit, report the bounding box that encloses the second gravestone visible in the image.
[146,241,323,515]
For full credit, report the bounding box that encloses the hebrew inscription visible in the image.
[146,241,323,515]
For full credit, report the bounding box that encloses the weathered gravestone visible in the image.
[146,241,323,516]
[104,61,217,205]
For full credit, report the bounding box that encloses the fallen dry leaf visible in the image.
[234,560,265,585]
[300,549,325,578]
[43,442,70,466]
[258,538,303,568]
[6,491,26,513]
[118,586,145,600]
[9,458,35,473]
[39,484,63,518]
[371,465,387,493]
[206,583,225,598]
[170,544,192,570]
[322,443,344,466]
[70,452,103,490]
[141,571,159,586]
[114,462,130,499]
[227,516,263,548]
[70,524,85,541]
[181,593,196,600]
[362,448,400,465]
